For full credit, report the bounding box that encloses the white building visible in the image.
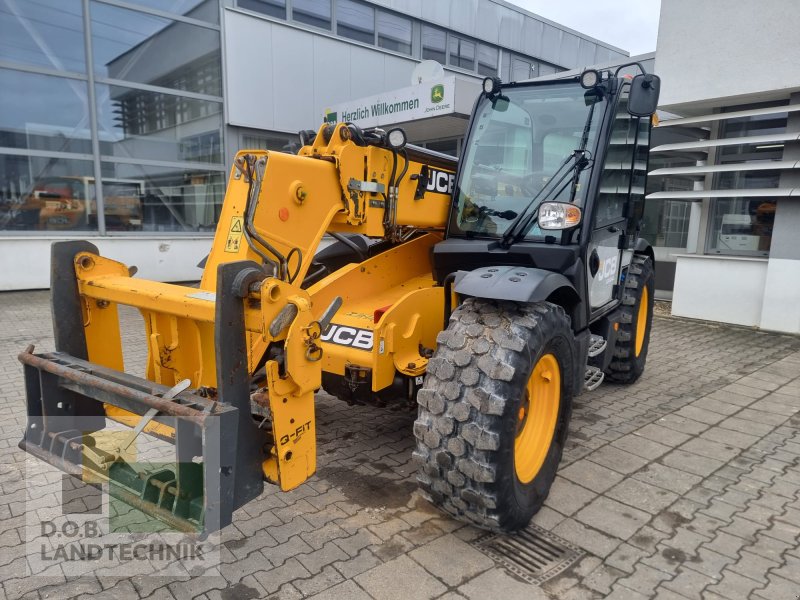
[0,0,625,289]
[647,0,800,333]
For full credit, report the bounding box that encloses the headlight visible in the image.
[482,77,501,95]
[386,127,407,149]
[580,69,600,88]
[538,202,582,230]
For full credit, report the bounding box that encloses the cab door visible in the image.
[588,84,639,313]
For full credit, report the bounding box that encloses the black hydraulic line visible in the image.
[242,154,290,280]
[329,232,367,261]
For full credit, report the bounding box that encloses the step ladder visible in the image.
[587,334,607,358]
[584,366,605,391]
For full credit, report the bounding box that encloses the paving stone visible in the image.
[610,434,672,460]
[252,557,311,595]
[296,540,349,575]
[307,579,372,600]
[559,460,625,493]
[585,445,650,475]
[661,449,725,477]
[582,563,627,594]
[632,463,703,494]
[728,549,779,584]
[552,518,621,558]
[332,548,382,579]
[355,555,446,600]
[575,497,650,541]
[293,565,344,597]
[616,563,673,596]
[719,417,775,437]
[682,546,734,580]
[635,424,692,447]
[661,566,717,598]
[605,478,679,514]
[408,534,493,587]
[706,569,765,600]
[544,477,597,516]
[458,567,549,600]
[604,542,649,574]
[680,438,741,463]
[674,405,727,426]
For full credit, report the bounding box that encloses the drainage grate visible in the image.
[471,523,584,584]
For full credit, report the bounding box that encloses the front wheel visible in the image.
[413,298,575,532]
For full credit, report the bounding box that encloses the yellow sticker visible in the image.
[225,216,243,253]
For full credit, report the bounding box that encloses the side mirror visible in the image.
[627,73,661,117]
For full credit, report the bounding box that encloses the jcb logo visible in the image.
[320,324,373,350]
[426,168,455,195]
[597,255,619,283]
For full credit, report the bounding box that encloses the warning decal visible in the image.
[224,216,244,253]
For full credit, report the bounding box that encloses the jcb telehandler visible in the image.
[19,64,660,534]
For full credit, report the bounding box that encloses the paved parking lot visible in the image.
[1,290,799,600]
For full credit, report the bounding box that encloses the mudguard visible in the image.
[453,266,579,305]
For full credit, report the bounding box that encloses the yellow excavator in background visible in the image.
[19,65,660,534]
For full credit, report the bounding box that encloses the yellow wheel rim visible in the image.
[514,353,561,484]
[635,286,649,357]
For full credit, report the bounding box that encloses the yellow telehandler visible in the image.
[19,65,661,534]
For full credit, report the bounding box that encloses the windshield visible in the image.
[452,81,605,239]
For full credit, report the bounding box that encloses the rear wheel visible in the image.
[605,254,655,384]
[413,298,575,532]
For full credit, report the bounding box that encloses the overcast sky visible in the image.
[509,0,662,56]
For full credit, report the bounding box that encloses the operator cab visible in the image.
[434,66,660,333]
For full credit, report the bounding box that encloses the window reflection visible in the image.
[292,0,331,30]
[102,162,224,232]
[422,26,446,63]
[238,0,286,19]
[0,69,92,154]
[337,0,374,44]
[115,0,218,22]
[0,0,85,72]
[90,1,222,96]
[377,11,411,54]
[0,154,96,231]
[96,84,223,165]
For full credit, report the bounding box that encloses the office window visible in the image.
[116,0,216,21]
[0,0,86,73]
[511,57,532,81]
[90,2,222,96]
[377,11,411,54]
[292,0,331,30]
[238,0,287,19]
[0,155,97,232]
[422,26,446,63]
[102,162,224,232]
[706,106,787,256]
[0,69,92,155]
[477,44,498,76]
[448,35,475,70]
[707,198,775,255]
[337,0,374,44]
[95,83,223,164]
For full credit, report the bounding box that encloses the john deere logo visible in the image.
[324,110,337,124]
[431,84,444,104]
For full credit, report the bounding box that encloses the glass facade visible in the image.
[0,0,225,234]
[240,1,568,80]
[706,106,787,256]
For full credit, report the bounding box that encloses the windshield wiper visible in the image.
[499,94,599,249]
[499,150,589,248]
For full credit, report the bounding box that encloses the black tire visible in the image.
[605,254,655,384]
[413,298,575,532]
